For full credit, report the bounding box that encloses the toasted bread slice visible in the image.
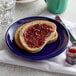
[19,20,57,53]
[14,26,23,49]
[48,31,58,44]
[14,26,58,49]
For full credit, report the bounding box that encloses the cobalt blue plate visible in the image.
[5,16,69,60]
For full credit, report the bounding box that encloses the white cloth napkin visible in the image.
[0,13,76,75]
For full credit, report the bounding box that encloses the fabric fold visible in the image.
[0,15,76,75]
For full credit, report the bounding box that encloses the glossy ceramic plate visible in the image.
[16,0,37,3]
[5,16,69,60]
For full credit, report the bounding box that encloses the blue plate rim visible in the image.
[5,16,70,60]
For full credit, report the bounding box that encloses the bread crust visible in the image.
[48,31,58,44]
[18,20,58,53]
[14,26,23,49]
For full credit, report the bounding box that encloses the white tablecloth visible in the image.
[0,0,76,76]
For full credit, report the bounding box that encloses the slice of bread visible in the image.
[14,26,58,49]
[14,26,23,49]
[19,20,58,53]
[48,31,58,44]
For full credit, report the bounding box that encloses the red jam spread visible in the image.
[66,45,76,65]
[68,47,76,53]
[23,24,53,48]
